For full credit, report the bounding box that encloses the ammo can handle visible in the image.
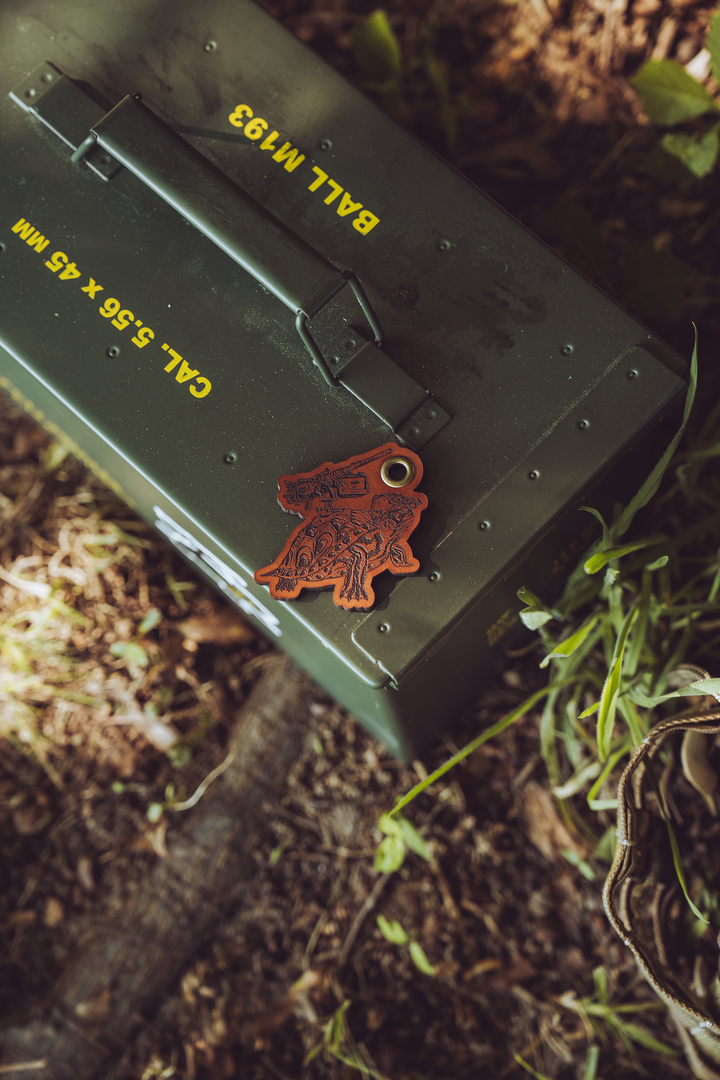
[73,94,383,386]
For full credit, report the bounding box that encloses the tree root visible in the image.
[0,657,311,1080]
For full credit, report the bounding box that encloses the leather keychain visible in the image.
[255,442,427,611]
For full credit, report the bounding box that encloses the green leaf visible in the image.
[514,1054,553,1080]
[109,641,149,667]
[551,200,615,296]
[147,802,163,823]
[540,616,599,668]
[629,675,720,708]
[644,555,668,571]
[398,817,432,861]
[630,58,719,124]
[387,678,578,817]
[581,506,610,545]
[708,7,720,84]
[561,847,596,880]
[378,812,403,837]
[517,586,544,608]
[622,241,693,320]
[325,1000,350,1051]
[520,608,554,630]
[584,1045,600,1080]
[167,743,191,768]
[626,569,653,678]
[518,587,554,629]
[641,140,700,184]
[660,126,720,180]
[597,606,639,761]
[612,328,697,539]
[374,834,405,873]
[645,758,708,923]
[553,759,601,799]
[138,607,162,635]
[304,1038,323,1066]
[617,696,645,748]
[377,914,409,944]
[409,941,435,975]
[610,1019,680,1056]
[579,701,600,719]
[593,965,609,1005]
[584,541,653,575]
[626,686,675,708]
[594,826,616,865]
[678,677,720,698]
[351,10,401,82]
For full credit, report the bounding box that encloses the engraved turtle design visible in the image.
[255,443,427,610]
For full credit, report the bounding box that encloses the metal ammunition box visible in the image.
[0,0,685,758]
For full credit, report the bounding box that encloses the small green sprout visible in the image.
[376,915,435,975]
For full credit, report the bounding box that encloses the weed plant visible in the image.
[378,337,720,910]
[631,9,720,182]
[371,333,715,1070]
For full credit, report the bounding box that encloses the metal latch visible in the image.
[10,62,451,450]
[338,344,450,449]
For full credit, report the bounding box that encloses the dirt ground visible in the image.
[2,0,720,1078]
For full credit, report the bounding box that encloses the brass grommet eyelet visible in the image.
[380,456,415,488]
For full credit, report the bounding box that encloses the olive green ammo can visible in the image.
[0,0,685,757]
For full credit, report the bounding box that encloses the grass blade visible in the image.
[389,678,577,817]
[514,1054,553,1080]
[645,758,708,923]
[587,742,630,810]
[609,1018,680,1056]
[540,616,598,668]
[612,327,698,540]
[584,541,654,575]
[584,1045,600,1080]
[625,568,652,677]
[597,606,639,761]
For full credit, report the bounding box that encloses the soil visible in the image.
[2,1,720,1078]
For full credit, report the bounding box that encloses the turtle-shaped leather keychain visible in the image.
[254,442,427,611]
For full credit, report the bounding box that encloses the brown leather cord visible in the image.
[604,707,720,1078]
